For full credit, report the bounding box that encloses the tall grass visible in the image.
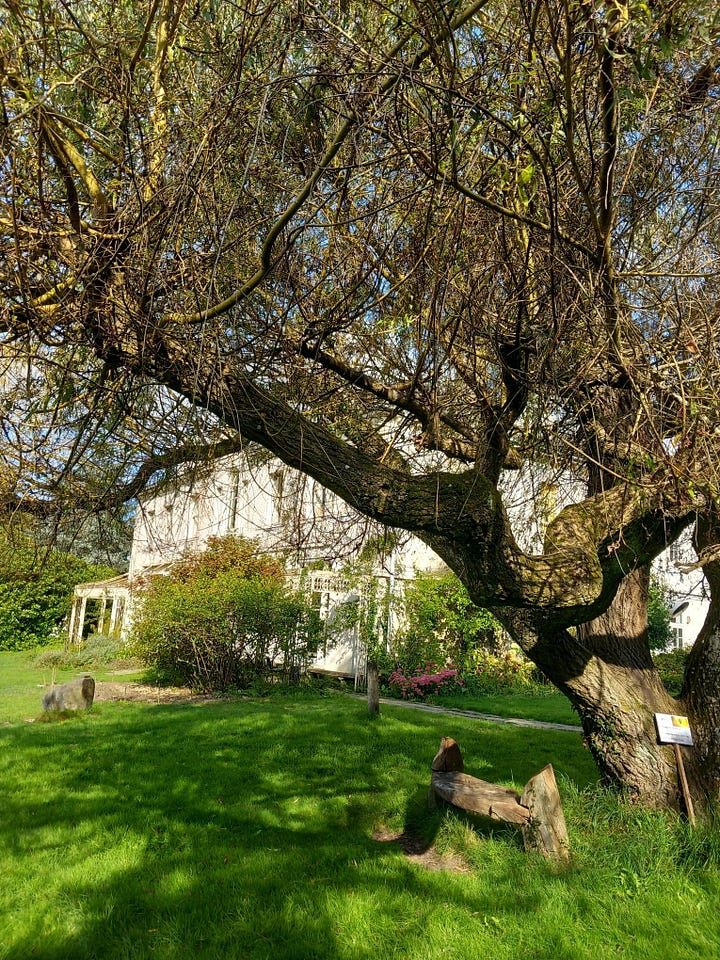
[1,652,719,959]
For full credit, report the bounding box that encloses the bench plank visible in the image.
[431,771,531,824]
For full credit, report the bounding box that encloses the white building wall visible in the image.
[130,453,445,579]
[128,453,710,661]
[651,529,709,650]
[128,451,446,677]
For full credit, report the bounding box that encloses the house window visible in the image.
[671,618,684,649]
[669,541,683,563]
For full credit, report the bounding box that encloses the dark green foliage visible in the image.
[653,648,690,695]
[0,528,114,651]
[648,577,673,651]
[130,536,323,691]
[393,571,503,675]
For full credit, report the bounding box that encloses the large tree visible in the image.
[2,0,720,809]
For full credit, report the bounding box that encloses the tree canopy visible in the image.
[2,0,720,808]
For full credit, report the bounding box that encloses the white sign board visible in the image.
[654,713,693,746]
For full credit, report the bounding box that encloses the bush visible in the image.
[460,649,537,694]
[653,648,690,695]
[0,528,115,651]
[34,633,130,671]
[386,665,463,699]
[130,536,323,692]
[392,571,504,677]
[385,650,537,700]
[381,571,541,697]
[648,577,673,651]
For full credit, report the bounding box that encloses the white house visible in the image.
[68,449,445,680]
[68,451,708,665]
[651,528,709,650]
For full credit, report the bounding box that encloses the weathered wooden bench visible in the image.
[428,737,570,862]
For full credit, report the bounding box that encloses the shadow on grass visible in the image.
[0,697,595,960]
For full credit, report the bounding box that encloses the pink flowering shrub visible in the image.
[385,651,538,700]
[386,664,464,700]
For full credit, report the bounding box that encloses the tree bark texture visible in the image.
[503,569,714,812]
[367,658,380,716]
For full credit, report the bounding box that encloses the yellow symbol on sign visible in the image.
[672,716,690,728]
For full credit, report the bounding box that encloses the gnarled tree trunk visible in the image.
[681,511,720,805]
[505,569,714,813]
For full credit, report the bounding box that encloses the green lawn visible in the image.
[0,650,146,725]
[428,690,579,725]
[2,652,720,960]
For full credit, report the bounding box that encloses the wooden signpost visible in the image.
[654,713,696,826]
[428,737,570,862]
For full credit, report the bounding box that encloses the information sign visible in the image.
[654,713,694,746]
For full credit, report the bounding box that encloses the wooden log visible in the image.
[427,740,571,861]
[430,771,531,825]
[431,736,464,772]
[520,764,570,862]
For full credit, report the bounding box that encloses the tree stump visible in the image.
[428,737,570,861]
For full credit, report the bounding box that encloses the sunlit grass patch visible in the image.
[429,690,579,725]
[1,652,719,959]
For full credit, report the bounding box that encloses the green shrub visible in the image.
[380,571,540,695]
[130,536,323,692]
[653,648,690,695]
[460,648,538,694]
[385,649,538,699]
[392,571,503,676]
[648,577,673,651]
[0,528,114,651]
[34,633,130,671]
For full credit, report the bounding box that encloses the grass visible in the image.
[2,651,720,959]
[0,650,147,725]
[427,689,579,725]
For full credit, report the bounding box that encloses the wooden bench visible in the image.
[428,737,570,862]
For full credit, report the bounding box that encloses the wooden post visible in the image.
[367,658,380,715]
[431,736,464,773]
[674,743,696,827]
[520,764,571,862]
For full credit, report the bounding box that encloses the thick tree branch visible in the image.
[145,342,684,619]
[296,338,478,455]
